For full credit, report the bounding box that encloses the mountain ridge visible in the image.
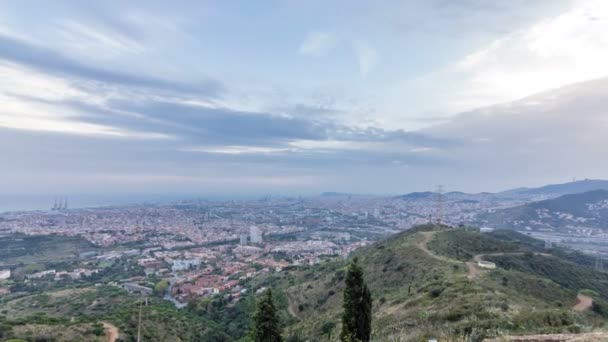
[477,190,608,231]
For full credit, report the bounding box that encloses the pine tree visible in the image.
[251,288,283,342]
[340,257,372,342]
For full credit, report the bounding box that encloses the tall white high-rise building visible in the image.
[249,226,262,243]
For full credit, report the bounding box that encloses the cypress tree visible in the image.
[340,257,372,342]
[251,288,283,342]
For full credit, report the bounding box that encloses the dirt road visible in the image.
[573,294,593,311]
[466,261,481,279]
[103,322,119,342]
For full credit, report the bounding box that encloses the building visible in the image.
[250,226,263,244]
[480,227,495,233]
[239,234,248,245]
[172,258,201,272]
[0,269,10,280]
[477,261,496,269]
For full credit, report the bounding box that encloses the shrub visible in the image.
[429,287,444,298]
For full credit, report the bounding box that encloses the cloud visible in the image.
[353,39,378,77]
[384,0,608,126]
[418,76,608,191]
[298,31,337,57]
[0,0,606,197]
[54,19,146,61]
[0,33,222,95]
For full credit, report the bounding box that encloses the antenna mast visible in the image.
[436,185,444,225]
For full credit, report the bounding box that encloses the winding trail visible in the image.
[417,231,595,315]
[102,322,119,342]
[417,231,554,281]
[417,231,461,264]
[573,294,593,312]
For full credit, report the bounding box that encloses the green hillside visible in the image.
[3,226,608,341]
[251,225,608,341]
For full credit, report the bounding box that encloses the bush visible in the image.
[429,287,444,298]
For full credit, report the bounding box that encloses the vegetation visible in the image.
[484,253,608,299]
[0,233,98,267]
[426,229,530,261]
[340,257,372,342]
[250,289,283,342]
[244,226,607,340]
[4,226,608,341]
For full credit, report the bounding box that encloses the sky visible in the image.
[1,0,608,206]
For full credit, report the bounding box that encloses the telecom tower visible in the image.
[435,185,444,225]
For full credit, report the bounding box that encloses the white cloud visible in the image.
[382,0,608,130]
[180,145,290,155]
[298,31,336,57]
[54,20,145,61]
[353,40,378,77]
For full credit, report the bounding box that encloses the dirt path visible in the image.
[417,231,461,264]
[102,322,119,342]
[286,293,300,319]
[573,294,593,311]
[466,261,481,279]
[484,332,608,341]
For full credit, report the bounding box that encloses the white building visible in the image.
[480,227,495,233]
[172,258,201,272]
[477,261,496,269]
[0,269,10,280]
[250,226,263,244]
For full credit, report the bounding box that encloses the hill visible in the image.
[476,190,608,232]
[4,226,608,341]
[500,179,608,198]
[245,226,608,341]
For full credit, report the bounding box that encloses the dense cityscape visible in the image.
[2,185,608,311]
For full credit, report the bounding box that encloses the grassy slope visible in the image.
[4,227,608,341]
[0,233,98,266]
[251,226,605,341]
[0,286,234,341]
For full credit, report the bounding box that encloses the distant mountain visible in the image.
[318,192,375,198]
[394,191,436,199]
[395,190,496,202]
[500,179,608,198]
[478,190,608,231]
[319,192,352,197]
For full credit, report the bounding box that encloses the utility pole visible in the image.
[137,296,144,342]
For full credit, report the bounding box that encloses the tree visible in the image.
[154,280,169,297]
[340,257,372,342]
[251,288,283,342]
